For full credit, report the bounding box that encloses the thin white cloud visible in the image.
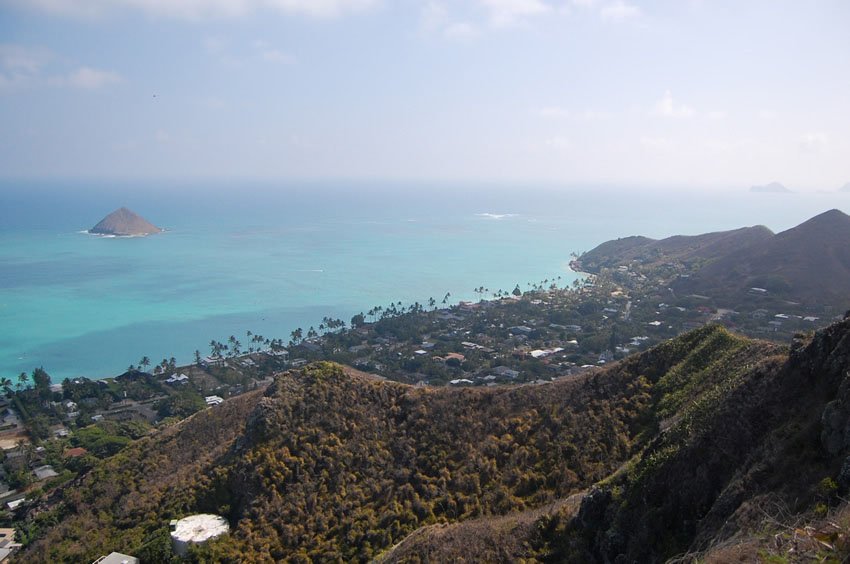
[652,90,695,118]
[535,106,613,120]
[758,109,776,120]
[1,44,122,92]
[571,0,597,6]
[478,0,551,27]
[600,0,639,20]
[639,136,672,151]
[0,44,51,73]
[444,22,481,40]
[253,40,296,64]
[0,44,51,92]
[545,136,573,150]
[200,95,226,109]
[64,66,123,89]
[537,106,572,119]
[264,0,377,18]
[7,0,379,20]
[420,1,449,32]
[579,109,613,120]
[203,36,228,55]
[419,2,479,40]
[261,49,295,63]
[706,110,727,121]
[800,132,829,154]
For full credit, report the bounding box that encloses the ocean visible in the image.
[1,179,848,381]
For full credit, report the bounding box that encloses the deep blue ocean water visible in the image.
[1,179,848,381]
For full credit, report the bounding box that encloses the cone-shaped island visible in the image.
[89,207,162,236]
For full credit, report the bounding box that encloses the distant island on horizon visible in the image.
[89,207,162,237]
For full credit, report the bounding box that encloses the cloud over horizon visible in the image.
[4,0,379,20]
[1,0,848,190]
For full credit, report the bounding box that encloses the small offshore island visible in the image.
[88,207,162,237]
[3,209,850,562]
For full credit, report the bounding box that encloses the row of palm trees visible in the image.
[0,370,47,396]
[0,373,26,396]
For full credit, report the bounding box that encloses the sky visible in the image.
[1,0,849,191]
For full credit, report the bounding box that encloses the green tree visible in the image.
[17,371,28,391]
[156,391,206,419]
[290,328,303,346]
[31,367,52,401]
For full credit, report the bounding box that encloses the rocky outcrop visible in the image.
[89,207,162,236]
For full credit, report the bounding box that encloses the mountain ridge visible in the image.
[19,316,850,562]
[578,209,850,311]
[675,209,850,306]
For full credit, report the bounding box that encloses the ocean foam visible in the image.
[475,213,517,220]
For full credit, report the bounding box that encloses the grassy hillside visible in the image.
[15,318,850,562]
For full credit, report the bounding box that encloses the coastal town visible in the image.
[1,231,844,559]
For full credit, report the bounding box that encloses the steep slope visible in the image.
[533,316,850,562]
[201,363,654,561]
[16,318,850,563]
[18,389,263,562]
[578,226,773,271]
[17,330,755,562]
[89,207,162,236]
[676,209,850,306]
[380,318,850,563]
[579,209,850,311]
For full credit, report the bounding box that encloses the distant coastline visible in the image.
[3,183,849,382]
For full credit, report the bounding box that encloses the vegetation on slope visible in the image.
[197,361,654,562]
[16,317,850,563]
[17,390,263,562]
[531,318,850,562]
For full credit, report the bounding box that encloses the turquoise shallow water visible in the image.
[1,180,848,380]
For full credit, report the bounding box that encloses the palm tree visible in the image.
[17,371,27,391]
[139,356,151,371]
[0,377,12,397]
[194,350,202,365]
[290,328,303,345]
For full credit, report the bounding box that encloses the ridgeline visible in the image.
[16,316,850,562]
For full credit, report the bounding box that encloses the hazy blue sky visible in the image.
[1,0,848,190]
